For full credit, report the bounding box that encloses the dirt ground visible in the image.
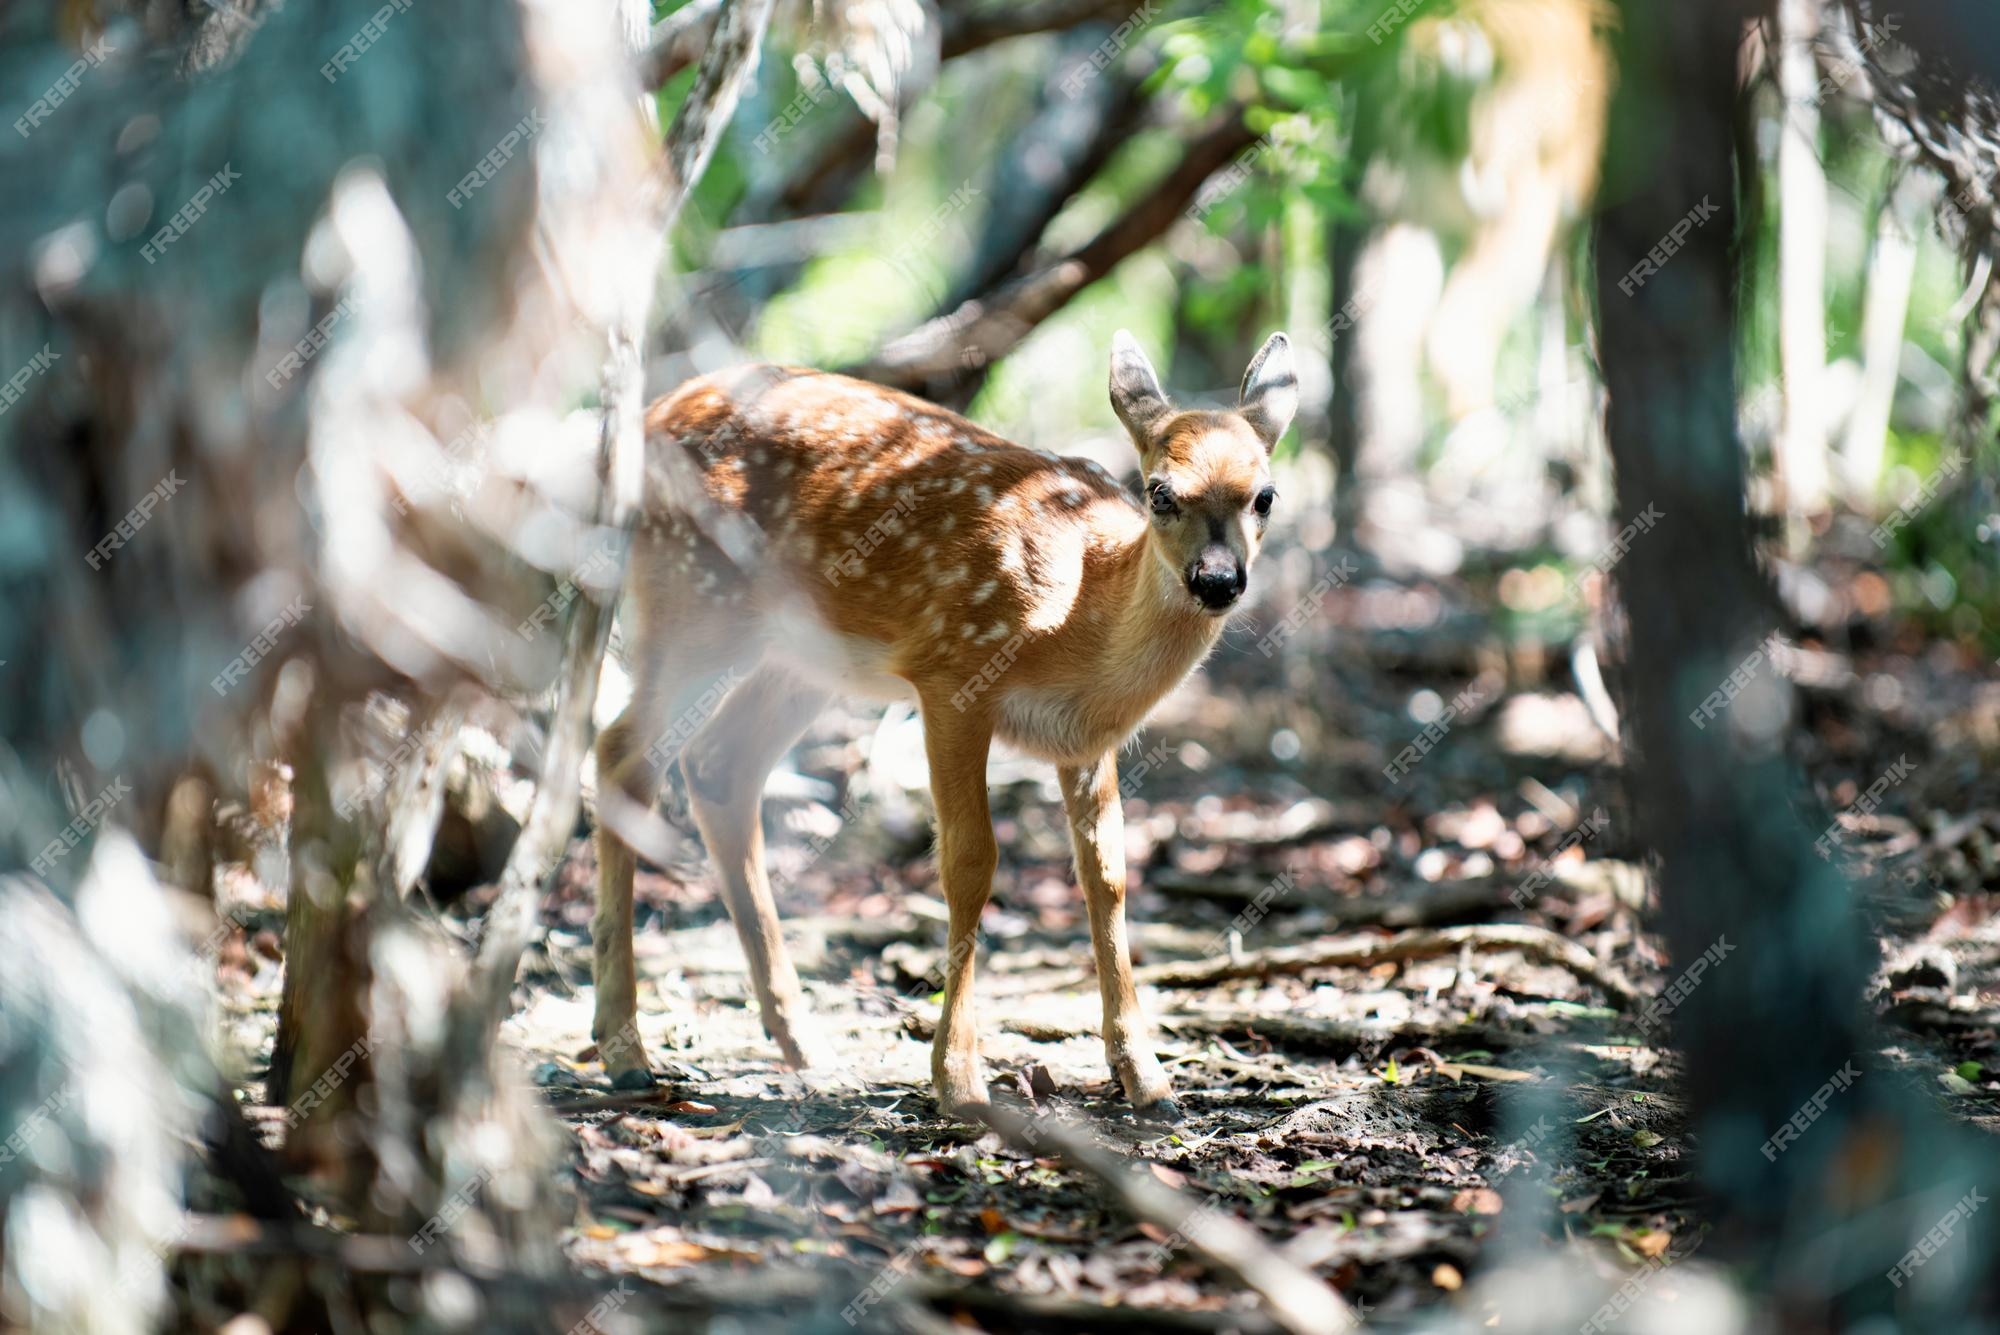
[227,528,2000,1331]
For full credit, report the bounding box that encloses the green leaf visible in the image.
[1287,1158,1339,1188]
[1259,65,1327,110]
[984,1232,1021,1264]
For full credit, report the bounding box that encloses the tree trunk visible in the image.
[1598,0,1994,1319]
[1843,172,1922,501]
[1326,197,1366,536]
[1775,0,1831,527]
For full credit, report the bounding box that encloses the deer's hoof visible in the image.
[933,1073,992,1120]
[1114,1052,1175,1112]
[610,1066,658,1092]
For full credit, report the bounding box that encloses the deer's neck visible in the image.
[1090,529,1228,719]
[983,519,1229,765]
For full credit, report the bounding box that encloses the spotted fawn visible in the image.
[591,331,1297,1115]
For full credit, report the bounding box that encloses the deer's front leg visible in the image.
[1059,752,1174,1112]
[919,705,997,1115]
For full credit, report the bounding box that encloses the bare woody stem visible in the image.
[466,0,780,1038]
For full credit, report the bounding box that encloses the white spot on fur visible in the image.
[1019,524,1085,631]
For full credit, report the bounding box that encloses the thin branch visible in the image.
[940,0,1144,61]
[641,0,1141,92]
[975,1100,1359,1335]
[943,41,1150,309]
[841,110,1258,402]
[642,0,727,88]
[468,0,781,1038]
[1130,923,1642,1008]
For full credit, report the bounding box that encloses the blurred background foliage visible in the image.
[663,0,1991,652]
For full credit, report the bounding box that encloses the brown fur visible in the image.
[590,335,1295,1112]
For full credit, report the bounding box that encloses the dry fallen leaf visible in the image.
[873,1178,924,1217]
[1631,1230,1672,1258]
[631,1239,714,1267]
[683,1118,748,1139]
[1432,1263,1464,1291]
[932,1254,987,1278]
[622,1232,763,1268]
[1437,1062,1540,1084]
[1451,1188,1504,1215]
[1149,1163,1189,1189]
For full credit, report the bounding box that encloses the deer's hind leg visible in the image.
[592,544,751,1087]
[681,662,832,1068]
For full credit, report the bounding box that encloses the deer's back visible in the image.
[634,366,1147,709]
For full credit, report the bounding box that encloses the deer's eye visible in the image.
[1149,482,1178,515]
[1253,486,1276,517]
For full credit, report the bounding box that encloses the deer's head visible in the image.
[1108,330,1297,615]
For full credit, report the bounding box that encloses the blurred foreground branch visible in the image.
[976,1099,1358,1335]
[470,0,781,1052]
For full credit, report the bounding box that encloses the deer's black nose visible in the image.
[1187,550,1245,610]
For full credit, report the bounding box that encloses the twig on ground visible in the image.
[974,1099,1359,1335]
[1152,873,1514,927]
[1130,923,1642,1008]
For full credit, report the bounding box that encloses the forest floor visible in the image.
[233,514,2000,1331]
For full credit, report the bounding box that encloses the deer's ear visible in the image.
[1238,332,1297,452]
[1108,330,1173,452]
